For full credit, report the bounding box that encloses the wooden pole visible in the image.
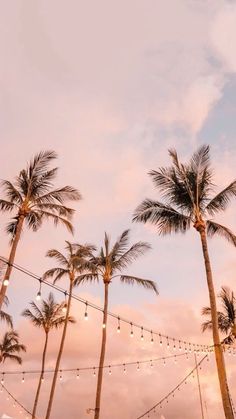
[195,353,205,419]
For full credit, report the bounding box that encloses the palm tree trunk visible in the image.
[199,227,234,419]
[94,282,109,419]
[0,214,25,309]
[32,331,49,419]
[45,280,73,419]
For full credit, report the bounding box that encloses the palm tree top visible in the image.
[22,292,76,332]
[0,150,82,235]
[74,229,158,294]
[133,145,236,245]
[202,286,236,345]
[43,241,96,284]
[0,330,26,365]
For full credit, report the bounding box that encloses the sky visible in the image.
[0,0,236,418]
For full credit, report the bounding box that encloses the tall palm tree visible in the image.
[0,150,81,309]
[0,330,26,364]
[43,241,96,419]
[74,230,158,419]
[202,286,236,346]
[22,292,75,419]
[133,145,236,418]
[0,264,13,328]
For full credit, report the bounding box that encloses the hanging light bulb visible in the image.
[102,322,106,329]
[174,355,177,364]
[108,366,112,376]
[137,362,140,371]
[150,360,153,368]
[166,337,170,349]
[21,373,25,384]
[1,373,4,385]
[84,302,88,320]
[41,375,44,383]
[59,371,62,381]
[93,368,96,377]
[163,358,166,367]
[117,317,121,333]
[76,369,80,379]
[62,292,67,313]
[36,280,42,301]
[159,334,163,346]
[150,331,154,344]
[173,339,176,351]
[179,340,182,351]
[130,323,134,338]
[123,364,126,374]
[3,279,9,286]
[141,327,144,341]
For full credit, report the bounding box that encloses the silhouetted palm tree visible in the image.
[133,145,236,419]
[22,292,75,419]
[0,150,81,308]
[74,230,158,419]
[0,330,26,364]
[43,241,96,419]
[202,286,236,346]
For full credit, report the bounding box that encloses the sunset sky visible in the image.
[0,1,236,418]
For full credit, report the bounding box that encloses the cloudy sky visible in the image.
[0,1,236,418]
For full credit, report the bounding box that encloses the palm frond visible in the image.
[25,211,42,232]
[113,242,151,271]
[219,287,235,324]
[0,200,17,212]
[207,221,236,246]
[205,181,236,215]
[45,249,69,267]
[73,273,99,286]
[111,230,130,258]
[120,275,158,294]
[40,211,74,233]
[0,310,13,328]
[1,180,23,204]
[42,267,68,282]
[133,199,191,235]
[3,354,23,365]
[34,187,82,205]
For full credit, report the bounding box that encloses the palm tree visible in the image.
[43,241,96,419]
[0,330,26,364]
[74,229,158,419]
[0,264,13,328]
[202,286,236,346]
[133,145,236,418]
[22,292,75,419]
[0,150,81,309]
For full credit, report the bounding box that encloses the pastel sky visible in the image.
[0,1,236,418]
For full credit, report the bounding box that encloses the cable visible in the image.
[0,256,212,352]
[0,382,35,418]
[0,352,189,378]
[136,355,208,418]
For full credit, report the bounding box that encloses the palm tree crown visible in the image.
[0,150,81,236]
[74,229,158,292]
[133,145,236,243]
[43,241,97,284]
[0,331,26,364]
[22,292,75,333]
[202,286,236,345]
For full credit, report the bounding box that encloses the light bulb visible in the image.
[62,305,67,313]
[102,323,106,329]
[3,279,9,286]
[117,325,120,333]
[36,291,41,301]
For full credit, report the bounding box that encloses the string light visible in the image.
[108,366,112,376]
[137,362,140,371]
[136,355,208,418]
[150,331,154,344]
[123,364,126,374]
[93,368,96,377]
[117,317,121,333]
[3,278,9,286]
[0,257,212,353]
[1,373,4,385]
[141,327,144,341]
[62,292,67,313]
[21,372,25,383]
[36,279,42,301]
[76,369,80,379]
[130,323,134,338]
[84,302,88,320]
[0,382,35,418]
